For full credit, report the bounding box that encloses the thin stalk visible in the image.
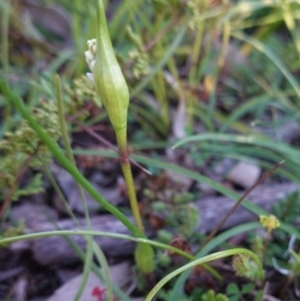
[1,24,141,239]
[188,15,206,83]
[0,229,221,280]
[262,229,271,262]
[151,71,169,134]
[55,74,94,301]
[55,75,91,227]
[152,16,168,124]
[187,0,208,127]
[73,120,151,175]
[74,235,93,301]
[0,230,194,259]
[149,16,170,134]
[167,57,187,136]
[116,130,144,233]
[217,2,230,71]
[93,242,114,301]
[208,5,230,121]
[42,161,79,225]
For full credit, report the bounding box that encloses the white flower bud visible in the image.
[84,2,129,135]
[85,39,97,73]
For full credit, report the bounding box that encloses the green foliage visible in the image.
[290,250,300,277]
[272,237,300,279]
[65,75,101,109]
[0,99,61,201]
[272,191,300,223]
[157,251,172,267]
[12,173,44,200]
[124,26,150,79]
[226,283,259,301]
[3,0,300,299]
[268,193,300,259]
[0,220,25,247]
[149,190,200,238]
[201,290,229,301]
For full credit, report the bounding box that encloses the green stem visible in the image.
[56,74,94,301]
[116,129,144,233]
[0,228,221,280]
[188,20,205,84]
[262,229,271,262]
[0,230,192,259]
[55,75,91,227]
[144,248,263,301]
[42,162,79,225]
[0,79,142,238]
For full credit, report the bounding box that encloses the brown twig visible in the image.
[200,160,285,249]
[73,121,152,175]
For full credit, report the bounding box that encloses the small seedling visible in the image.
[201,289,229,301]
[226,283,261,301]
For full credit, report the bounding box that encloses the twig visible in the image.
[200,160,285,248]
[74,121,152,175]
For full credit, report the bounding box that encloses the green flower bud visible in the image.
[232,254,265,281]
[85,0,129,134]
[135,242,155,274]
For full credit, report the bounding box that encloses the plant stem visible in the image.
[73,120,151,174]
[55,75,91,227]
[116,129,144,234]
[262,229,271,262]
[0,78,142,237]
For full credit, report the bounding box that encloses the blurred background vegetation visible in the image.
[2,0,300,179]
[2,0,300,300]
